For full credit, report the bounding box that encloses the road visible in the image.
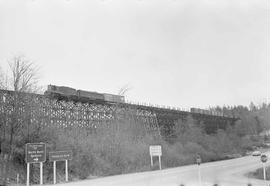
[54,152,270,186]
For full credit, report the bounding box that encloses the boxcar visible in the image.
[190,108,196,113]
[77,90,104,101]
[104,93,125,103]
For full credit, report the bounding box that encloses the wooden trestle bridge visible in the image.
[0,89,238,138]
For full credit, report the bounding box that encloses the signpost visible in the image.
[196,154,202,186]
[261,154,268,180]
[49,151,73,184]
[149,145,162,170]
[25,143,46,186]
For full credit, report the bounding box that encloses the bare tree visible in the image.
[8,56,40,93]
[0,56,40,184]
[118,84,132,96]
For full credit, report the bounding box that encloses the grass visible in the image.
[247,165,270,180]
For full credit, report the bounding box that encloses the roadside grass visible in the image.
[247,166,270,180]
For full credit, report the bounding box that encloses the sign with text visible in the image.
[25,143,46,163]
[261,154,268,163]
[49,151,73,162]
[149,145,162,156]
[196,154,202,165]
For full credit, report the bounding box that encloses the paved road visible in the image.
[54,152,270,186]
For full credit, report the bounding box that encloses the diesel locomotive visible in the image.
[44,85,125,103]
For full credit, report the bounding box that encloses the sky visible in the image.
[1,0,270,109]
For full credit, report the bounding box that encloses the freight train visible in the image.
[44,85,125,103]
[190,108,229,117]
[44,85,231,117]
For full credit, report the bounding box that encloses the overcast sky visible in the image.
[1,0,270,109]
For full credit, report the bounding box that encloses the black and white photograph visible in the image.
[0,0,270,186]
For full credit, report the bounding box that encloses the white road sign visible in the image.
[149,145,162,170]
[149,145,162,156]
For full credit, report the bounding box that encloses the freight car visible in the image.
[190,107,224,117]
[77,89,104,102]
[45,85,125,104]
[190,108,209,115]
[104,93,125,103]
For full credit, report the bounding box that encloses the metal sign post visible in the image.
[25,143,46,186]
[261,154,267,180]
[26,163,30,186]
[17,173,19,186]
[53,161,56,184]
[149,145,162,170]
[40,162,43,185]
[158,155,162,170]
[196,154,202,186]
[263,163,266,180]
[198,165,202,186]
[49,151,73,184]
[65,160,68,182]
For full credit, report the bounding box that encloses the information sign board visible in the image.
[149,145,162,156]
[261,154,268,163]
[149,145,162,170]
[25,143,46,163]
[196,154,202,165]
[49,151,73,162]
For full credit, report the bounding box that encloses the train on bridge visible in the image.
[45,85,232,118]
[45,85,125,103]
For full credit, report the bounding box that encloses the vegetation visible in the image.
[0,56,40,185]
[1,107,268,184]
[248,166,270,180]
[0,56,270,184]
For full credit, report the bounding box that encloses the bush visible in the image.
[5,113,261,184]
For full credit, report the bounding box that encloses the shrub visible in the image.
[5,113,261,183]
